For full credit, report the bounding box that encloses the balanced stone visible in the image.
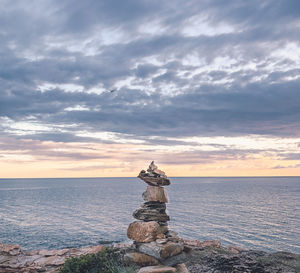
[147,161,168,178]
[138,161,170,186]
[143,186,168,203]
[127,221,168,243]
[133,202,170,222]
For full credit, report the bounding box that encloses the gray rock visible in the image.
[138,171,171,187]
[137,240,184,261]
[143,186,168,203]
[162,252,189,266]
[133,202,170,222]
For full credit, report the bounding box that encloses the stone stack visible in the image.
[126,162,190,273]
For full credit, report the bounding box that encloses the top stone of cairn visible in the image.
[138,161,170,187]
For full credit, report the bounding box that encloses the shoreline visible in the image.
[1,240,299,273]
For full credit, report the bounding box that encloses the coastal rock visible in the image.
[0,243,106,273]
[137,241,163,260]
[138,265,176,273]
[38,249,69,257]
[162,252,189,266]
[175,263,190,273]
[227,245,243,254]
[0,243,22,256]
[133,202,170,222]
[160,241,185,259]
[143,186,168,203]
[183,239,221,249]
[127,221,168,243]
[33,255,66,266]
[137,241,184,260]
[124,252,159,266]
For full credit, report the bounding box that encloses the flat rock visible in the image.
[124,252,159,266]
[183,239,221,249]
[137,241,184,260]
[138,171,170,187]
[33,255,66,266]
[163,252,189,266]
[138,265,176,273]
[133,202,170,222]
[161,242,185,259]
[0,243,106,273]
[127,221,168,243]
[143,186,168,203]
[38,249,69,257]
[0,243,22,256]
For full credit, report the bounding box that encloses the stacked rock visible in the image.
[126,162,190,273]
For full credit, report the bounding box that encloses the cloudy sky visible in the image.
[0,0,300,178]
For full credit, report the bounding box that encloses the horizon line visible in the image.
[1,175,300,179]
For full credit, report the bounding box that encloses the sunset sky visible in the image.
[0,0,300,178]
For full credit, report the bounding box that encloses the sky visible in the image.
[0,0,300,178]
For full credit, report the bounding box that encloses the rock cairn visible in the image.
[126,162,190,273]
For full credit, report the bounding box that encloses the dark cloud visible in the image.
[0,0,300,145]
[280,153,300,160]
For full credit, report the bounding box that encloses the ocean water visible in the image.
[0,177,299,253]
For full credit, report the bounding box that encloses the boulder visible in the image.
[143,186,168,203]
[127,221,168,243]
[138,265,176,273]
[124,252,159,266]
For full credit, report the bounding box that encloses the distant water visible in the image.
[0,177,299,253]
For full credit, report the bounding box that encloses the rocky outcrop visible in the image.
[127,162,190,273]
[1,240,299,273]
[0,242,105,273]
[183,242,300,273]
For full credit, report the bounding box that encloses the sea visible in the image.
[0,177,299,253]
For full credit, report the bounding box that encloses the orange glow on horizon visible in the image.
[1,138,300,178]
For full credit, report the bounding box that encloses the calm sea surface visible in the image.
[0,177,299,253]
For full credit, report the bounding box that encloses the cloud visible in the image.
[0,0,300,147]
[272,164,300,169]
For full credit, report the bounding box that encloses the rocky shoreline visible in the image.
[1,240,299,273]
